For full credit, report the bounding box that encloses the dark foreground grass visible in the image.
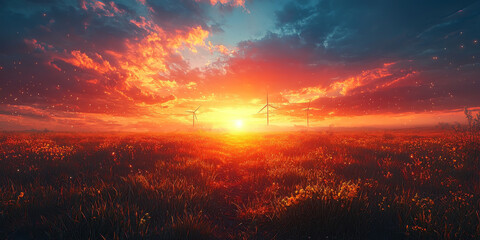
[0,130,479,239]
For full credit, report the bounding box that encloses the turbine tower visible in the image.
[186,105,200,127]
[258,92,277,126]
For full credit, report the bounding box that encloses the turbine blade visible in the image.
[186,110,194,113]
[194,105,201,112]
[258,105,267,113]
[268,104,278,109]
[194,113,198,120]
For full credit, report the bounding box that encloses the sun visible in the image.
[234,119,244,129]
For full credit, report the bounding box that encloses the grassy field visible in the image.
[0,130,479,239]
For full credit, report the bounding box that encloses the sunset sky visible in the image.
[1,0,479,131]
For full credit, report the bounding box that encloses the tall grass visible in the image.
[0,130,479,239]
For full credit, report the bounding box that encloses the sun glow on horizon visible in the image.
[235,119,244,129]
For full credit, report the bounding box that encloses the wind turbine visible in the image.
[186,105,200,127]
[258,92,277,126]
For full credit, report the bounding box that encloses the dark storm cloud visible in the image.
[275,0,479,60]
[221,0,480,115]
[0,0,142,55]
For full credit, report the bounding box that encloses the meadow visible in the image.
[0,129,479,239]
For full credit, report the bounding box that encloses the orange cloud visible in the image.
[80,0,124,17]
[168,26,209,52]
[195,0,246,7]
[214,0,245,7]
[55,18,210,104]
[282,62,417,103]
[24,39,46,51]
[108,1,124,14]
[130,17,149,29]
[130,17,210,53]
[330,63,395,95]
[117,24,209,95]
[50,12,211,102]
[63,50,115,74]
[208,41,234,55]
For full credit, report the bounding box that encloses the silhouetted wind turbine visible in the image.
[258,92,277,126]
[186,105,200,127]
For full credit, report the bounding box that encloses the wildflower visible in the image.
[140,213,150,225]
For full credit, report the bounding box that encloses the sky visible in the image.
[0,0,479,131]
